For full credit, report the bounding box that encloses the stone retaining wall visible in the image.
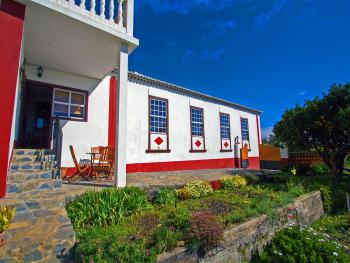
[158,191,324,263]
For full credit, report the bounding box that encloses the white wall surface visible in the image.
[9,36,25,163]
[127,79,261,164]
[24,66,261,167]
[25,64,110,167]
[280,147,289,159]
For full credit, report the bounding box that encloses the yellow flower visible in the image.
[291,167,297,176]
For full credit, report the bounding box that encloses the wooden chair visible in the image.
[91,146,103,165]
[67,145,91,183]
[94,146,115,181]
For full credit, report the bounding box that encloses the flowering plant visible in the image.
[291,167,297,176]
[183,180,213,199]
[220,175,248,189]
[211,180,223,190]
[176,188,190,200]
[0,206,16,233]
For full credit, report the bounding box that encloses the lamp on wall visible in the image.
[37,66,43,78]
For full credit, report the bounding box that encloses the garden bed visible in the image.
[65,175,316,262]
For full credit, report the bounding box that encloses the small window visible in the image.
[150,97,167,133]
[220,114,230,139]
[241,118,249,141]
[191,107,204,136]
[53,89,86,120]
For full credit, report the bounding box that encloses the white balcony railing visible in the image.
[49,0,133,35]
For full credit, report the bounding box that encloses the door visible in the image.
[18,82,53,149]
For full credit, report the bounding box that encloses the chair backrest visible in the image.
[69,145,81,171]
[99,146,115,165]
[91,146,102,163]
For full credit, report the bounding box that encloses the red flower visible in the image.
[211,180,223,190]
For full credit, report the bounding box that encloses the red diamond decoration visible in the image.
[224,142,229,148]
[154,137,164,145]
[195,140,202,148]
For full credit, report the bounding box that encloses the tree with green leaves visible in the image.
[273,83,350,178]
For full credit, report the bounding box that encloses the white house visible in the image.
[0,0,262,198]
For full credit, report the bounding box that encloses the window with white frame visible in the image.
[150,97,167,133]
[52,89,86,120]
[220,114,230,139]
[191,107,204,137]
[241,118,249,141]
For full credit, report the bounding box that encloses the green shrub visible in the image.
[252,225,350,263]
[319,186,333,213]
[287,179,305,198]
[313,213,350,249]
[155,188,176,205]
[345,155,350,168]
[165,206,191,231]
[150,226,180,254]
[220,175,248,189]
[182,180,213,199]
[309,163,330,176]
[67,187,150,229]
[188,211,223,251]
[224,211,246,225]
[74,225,157,263]
[244,174,260,185]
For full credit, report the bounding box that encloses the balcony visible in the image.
[17,0,139,79]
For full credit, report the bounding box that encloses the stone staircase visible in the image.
[0,149,82,262]
[7,149,61,195]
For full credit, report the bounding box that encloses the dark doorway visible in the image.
[19,82,53,149]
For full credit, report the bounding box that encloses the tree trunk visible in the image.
[320,151,345,180]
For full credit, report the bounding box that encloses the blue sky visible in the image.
[129,0,350,138]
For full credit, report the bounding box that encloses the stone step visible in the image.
[13,154,56,163]
[6,179,62,194]
[13,149,54,156]
[10,161,57,172]
[8,170,58,181]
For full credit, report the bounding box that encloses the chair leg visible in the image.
[67,171,79,183]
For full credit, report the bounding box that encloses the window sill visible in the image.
[189,150,207,153]
[146,149,171,153]
[52,116,87,122]
[220,149,232,152]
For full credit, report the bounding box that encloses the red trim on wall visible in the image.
[0,1,25,198]
[248,157,260,169]
[256,115,261,145]
[126,157,253,173]
[108,76,117,148]
[64,156,260,174]
[281,158,289,165]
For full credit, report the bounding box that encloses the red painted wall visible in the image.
[0,0,25,198]
[125,157,261,173]
[108,76,117,148]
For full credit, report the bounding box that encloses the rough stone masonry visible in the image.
[158,191,324,263]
